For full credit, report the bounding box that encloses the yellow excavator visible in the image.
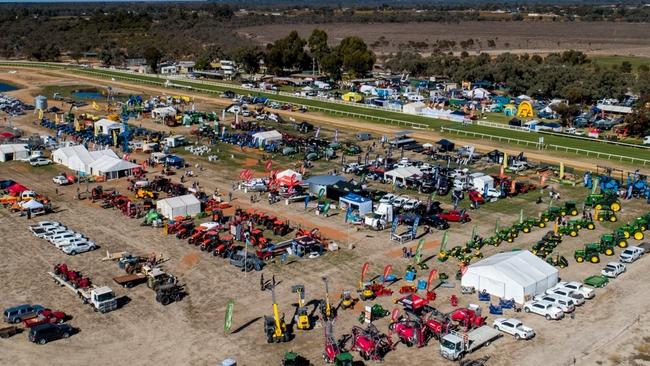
[292,284,311,330]
[264,284,290,343]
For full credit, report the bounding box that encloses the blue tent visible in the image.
[165,155,185,168]
[339,193,373,216]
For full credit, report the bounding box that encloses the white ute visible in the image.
[554,281,595,299]
[492,318,535,340]
[523,300,564,320]
[619,246,645,263]
[601,262,626,278]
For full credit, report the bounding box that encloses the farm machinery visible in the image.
[264,285,291,343]
[345,324,392,361]
[52,263,91,289]
[291,285,311,331]
[322,320,354,365]
[574,241,615,263]
[584,193,621,212]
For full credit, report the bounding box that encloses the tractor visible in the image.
[634,216,649,232]
[569,218,595,231]
[546,254,569,268]
[557,225,578,237]
[358,304,389,323]
[272,220,291,236]
[574,241,615,263]
[615,223,644,241]
[449,307,486,331]
[135,188,156,200]
[601,233,627,249]
[584,193,621,212]
[562,201,579,216]
[596,208,617,222]
[53,263,91,288]
[155,283,184,306]
[282,352,309,366]
[541,207,563,222]
[532,240,558,258]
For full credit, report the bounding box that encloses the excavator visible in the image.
[291,284,311,330]
[357,262,375,301]
[264,283,290,343]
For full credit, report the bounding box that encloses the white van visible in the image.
[643,136,650,145]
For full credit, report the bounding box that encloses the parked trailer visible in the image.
[0,325,18,338]
[440,326,502,361]
[112,273,147,288]
[48,272,118,313]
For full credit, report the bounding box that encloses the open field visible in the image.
[1,69,650,366]
[591,55,650,69]
[236,21,650,58]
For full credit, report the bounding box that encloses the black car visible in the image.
[28,323,73,344]
[422,215,450,230]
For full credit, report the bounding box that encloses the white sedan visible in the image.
[62,241,96,255]
[52,176,70,185]
[492,318,535,340]
[29,157,52,166]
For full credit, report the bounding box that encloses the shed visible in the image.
[89,156,139,180]
[94,119,123,136]
[339,193,373,216]
[252,130,283,146]
[461,250,558,304]
[156,194,201,219]
[303,175,344,196]
[384,166,423,186]
[403,102,425,115]
[436,139,455,152]
[0,144,29,162]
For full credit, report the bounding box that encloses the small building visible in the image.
[177,61,196,74]
[0,144,29,162]
[461,250,558,304]
[88,155,139,180]
[156,194,201,219]
[339,193,373,216]
[160,65,178,75]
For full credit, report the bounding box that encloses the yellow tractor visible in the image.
[135,188,156,200]
[292,284,311,330]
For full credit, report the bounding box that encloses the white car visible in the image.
[392,196,407,209]
[523,300,564,320]
[42,227,70,240]
[54,237,88,249]
[29,221,61,232]
[545,288,585,306]
[52,176,70,185]
[554,281,595,299]
[29,157,52,166]
[402,199,420,211]
[49,232,83,245]
[534,294,576,313]
[62,241,96,255]
[31,225,65,238]
[601,262,626,278]
[379,194,396,204]
[343,163,360,174]
[619,246,645,263]
[492,318,535,340]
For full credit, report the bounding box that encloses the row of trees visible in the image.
[384,50,650,104]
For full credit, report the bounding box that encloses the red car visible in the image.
[468,190,485,205]
[437,210,471,223]
[22,309,67,328]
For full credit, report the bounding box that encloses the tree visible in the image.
[624,96,650,136]
[337,36,375,78]
[234,45,263,74]
[265,31,308,75]
[144,46,163,74]
[620,61,632,73]
[308,29,329,74]
[321,50,343,80]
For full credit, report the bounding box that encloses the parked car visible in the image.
[3,304,45,323]
[545,288,585,306]
[402,198,420,211]
[52,176,70,185]
[421,215,450,230]
[54,237,90,249]
[62,241,96,255]
[392,196,408,209]
[554,281,595,299]
[42,228,71,241]
[619,246,645,263]
[533,294,575,313]
[437,210,471,223]
[29,157,52,166]
[643,136,650,145]
[49,232,84,245]
[379,193,396,204]
[28,323,73,344]
[523,300,564,320]
[31,225,66,238]
[492,318,535,340]
[601,262,626,278]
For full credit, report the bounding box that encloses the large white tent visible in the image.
[384,166,423,186]
[89,155,140,180]
[156,194,201,219]
[151,106,177,119]
[52,145,118,175]
[0,144,29,162]
[252,130,283,146]
[94,119,124,136]
[461,250,558,304]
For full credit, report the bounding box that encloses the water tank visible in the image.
[35,95,48,110]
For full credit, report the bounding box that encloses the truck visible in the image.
[364,203,393,230]
[439,326,501,361]
[164,135,187,148]
[49,272,118,313]
[230,250,264,272]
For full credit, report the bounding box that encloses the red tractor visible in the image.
[437,210,471,223]
[450,307,486,331]
[199,231,220,251]
[272,220,291,236]
[347,324,392,361]
[53,263,91,289]
[188,228,207,245]
[175,222,195,239]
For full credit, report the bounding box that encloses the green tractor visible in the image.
[542,231,563,245]
[634,216,649,232]
[568,218,595,231]
[557,225,579,238]
[540,208,562,223]
[532,240,558,258]
[614,224,644,241]
[562,201,579,216]
[282,352,309,366]
[596,208,617,222]
[358,304,389,323]
[546,254,569,268]
[333,353,354,366]
[496,228,517,243]
[584,193,621,212]
[601,233,627,249]
[574,242,610,263]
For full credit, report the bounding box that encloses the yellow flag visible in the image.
[92,101,99,110]
[38,109,43,120]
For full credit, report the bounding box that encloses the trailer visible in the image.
[112,273,147,288]
[440,326,501,361]
[0,325,18,338]
[48,272,118,313]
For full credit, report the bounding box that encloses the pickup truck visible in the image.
[553,281,595,299]
[440,326,501,360]
[23,309,67,328]
[601,262,626,278]
[619,246,645,263]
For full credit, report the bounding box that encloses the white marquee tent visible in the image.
[156,194,201,219]
[252,130,283,146]
[403,102,425,115]
[0,144,29,162]
[94,119,124,136]
[151,106,177,119]
[89,155,140,180]
[52,145,118,175]
[384,166,423,186]
[461,250,558,304]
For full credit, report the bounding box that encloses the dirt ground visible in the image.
[237,21,650,57]
[1,70,650,366]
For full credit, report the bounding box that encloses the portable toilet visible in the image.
[503,104,516,117]
[35,95,48,110]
